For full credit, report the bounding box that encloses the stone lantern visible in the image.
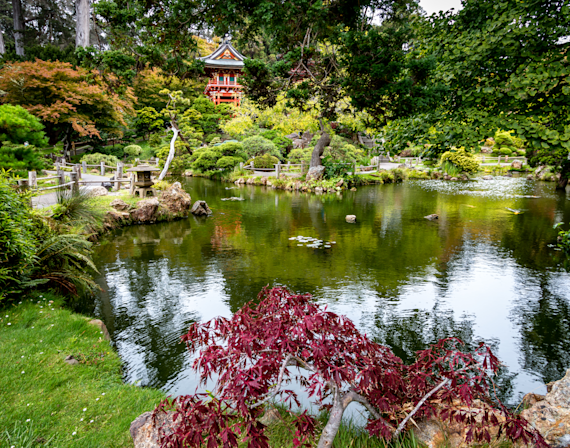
[127,165,161,197]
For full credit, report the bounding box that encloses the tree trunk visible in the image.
[12,0,24,57]
[310,120,331,168]
[0,28,5,55]
[76,0,90,48]
[158,126,179,180]
[317,388,345,448]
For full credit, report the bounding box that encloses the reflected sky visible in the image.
[93,176,570,406]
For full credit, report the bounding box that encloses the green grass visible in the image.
[0,292,165,448]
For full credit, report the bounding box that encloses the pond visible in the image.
[92,176,570,406]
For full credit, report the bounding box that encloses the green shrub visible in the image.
[170,154,193,173]
[491,150,500,156]
[218,142,245,158]
[323,135,365,163]
[494,130,515,147]
[0,174,36,302]
[0,104,48,147]
[241,136,281,159]
[251,154,279,169]
[80,152,120,167]
[191,147,222,172]
[149,133,163,147]
[500,148,513,156]
[0,143,47,177]
[517,149,526,156]
[439,147,480,174]
[217,156,243,170]
[123,144,142,159]
[99,144,125,159]
[288,147,312,163]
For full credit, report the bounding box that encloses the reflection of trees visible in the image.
[514,276,570,384]
[368,302,515,404]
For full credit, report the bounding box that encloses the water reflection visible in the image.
[92,177,570,404]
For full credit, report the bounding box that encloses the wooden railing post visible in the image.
[301,160,306,174]
[100,161,105,176]
[377,157,381,172]
[82,161,87,173]
[69,171,79,194]
[74,164,82,180]
[58,172,66,187]
[353,160,357,175]
[497,156,501,166]
[275,163,281,178]
[28,170,37,188]
[115,163,123,191]
[129,175,135,194]
[61,159,66,168]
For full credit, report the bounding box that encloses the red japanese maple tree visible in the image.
[155,287,547,448]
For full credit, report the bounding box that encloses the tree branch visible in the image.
[251,354,295,409]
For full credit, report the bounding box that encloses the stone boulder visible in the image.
[88,319,111,341]
[89,186,109,197]
[159,184,191,216]
[130,198,160,223]
[481,175,493,180]
[306,166,325,181]
[425,214,439,221]
[131,411,179,448]
[521,369,570,447]
[190,200,212,216]
[110,199,130,211]
[511,160,523,170]
[346,215,356,223]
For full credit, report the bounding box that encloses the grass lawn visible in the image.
[0,292,165,448]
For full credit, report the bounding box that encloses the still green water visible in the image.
[93,176,570,404]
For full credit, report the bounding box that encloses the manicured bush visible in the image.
[252,154,279,168]
[0,143,47,177]
[323,135,365,163]
[170,154,193,173]
[80,152,120,166]
[216,156,243,170]
[191,147,223,172]
[123,145,142,158]
[500,148,513,156]
[241,136,281,159]
[439,147,480,174]
[494,130,515,147]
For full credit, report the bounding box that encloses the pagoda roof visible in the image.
[200,39,245,70]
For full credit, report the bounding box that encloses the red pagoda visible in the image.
[201,39,245,106]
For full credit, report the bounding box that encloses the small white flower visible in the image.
[27,403,30,406]
[5,315,8,318]
[39,340,42,342]
[40,352,43,354]
[31,326,34,328]
[80,418,83,421]
[40,306,43,308]
[83,408,87,412]
[90,420,94,423]
[7,323,11,326]
[72,431,76,436]
[19,301,22,304]
[101,393,105,395]
[26,419,30,422]
[51,309,54,311]
[96,398,99,401]
[40,312,42,314]
[21,371,25,374]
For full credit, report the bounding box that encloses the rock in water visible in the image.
[425,214,439,221]
[306,166,325,181]
[159,184,191,215]
[346,215,356,223]
[482,175,493,180]
[130,198,160,223]
[131,411,179,448]
[89,186,108,196]
[190,200,212,216]
[511,160,523,169]
[110,199,130,211]
[521,369,570,447]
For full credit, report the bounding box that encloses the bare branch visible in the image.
[251,354,295,409]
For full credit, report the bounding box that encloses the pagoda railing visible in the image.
[207,80,243,87]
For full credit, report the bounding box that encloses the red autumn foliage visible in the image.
[155,286,548,448]
[0,59,135,144]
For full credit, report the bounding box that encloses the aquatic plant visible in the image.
[155,287,546,448]
[554,223,570,256]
